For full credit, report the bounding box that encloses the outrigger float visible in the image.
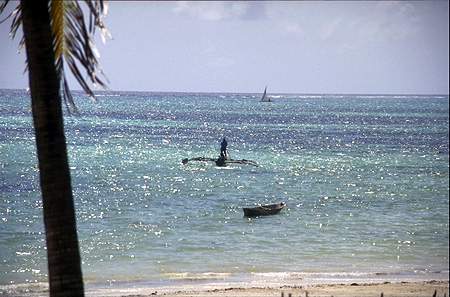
[182,156,259,167]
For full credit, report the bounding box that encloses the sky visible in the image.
[1,1,449,95]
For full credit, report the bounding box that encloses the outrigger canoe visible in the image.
[243,202,286,217]
[182,156,258,167]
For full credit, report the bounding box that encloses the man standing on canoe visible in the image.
[220,137,228,159]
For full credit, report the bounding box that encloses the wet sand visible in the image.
[85,280,448,296]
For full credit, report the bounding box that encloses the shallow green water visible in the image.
[0,90,448,291]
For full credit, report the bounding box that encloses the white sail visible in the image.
[260,85,271,102]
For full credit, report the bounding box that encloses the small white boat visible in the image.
[260,85,272,102]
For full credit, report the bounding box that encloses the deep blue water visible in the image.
[0,90,448,293]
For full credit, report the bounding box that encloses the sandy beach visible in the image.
[83,280,449,297]
[169,281,449,297]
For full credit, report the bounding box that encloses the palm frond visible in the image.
[1,0,111,113]
[1,1,25,52]
[50,0,111,111]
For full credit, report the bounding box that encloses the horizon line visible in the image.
[0,88,448,97]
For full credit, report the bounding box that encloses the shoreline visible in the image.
[82,278,449,297]
[85,280,449,297]
[1,276,448,296]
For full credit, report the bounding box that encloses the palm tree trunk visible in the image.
[20,0,84,296]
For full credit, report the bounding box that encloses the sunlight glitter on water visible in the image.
[0,90,448,290]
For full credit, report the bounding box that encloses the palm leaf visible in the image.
[50,0,110,113]
[1,0,111,113]
[0,1,25,54]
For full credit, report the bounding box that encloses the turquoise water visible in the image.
[0,90,448,292]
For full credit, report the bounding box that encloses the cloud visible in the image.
[282,22,302,36]
[240,2,266,21]
[173,2,266,21]
[321,19,341,40]
[360,2,421,42]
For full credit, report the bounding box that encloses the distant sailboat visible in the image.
[260,85,271,102]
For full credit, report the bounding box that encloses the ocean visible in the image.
[0,90,448,294]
